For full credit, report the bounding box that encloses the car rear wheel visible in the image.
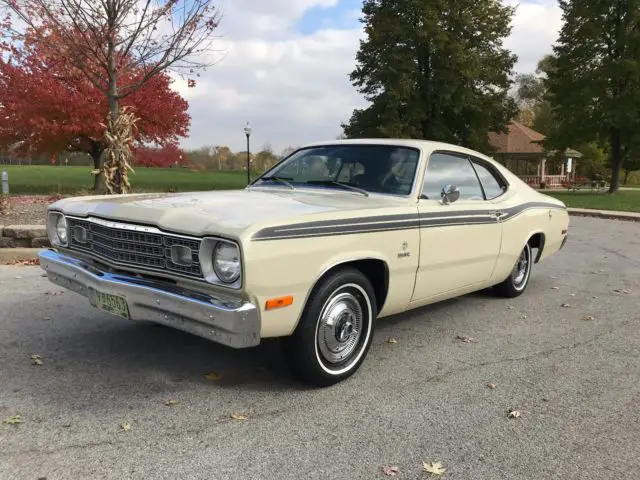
[494,243,533,298]
[283,267,376,387]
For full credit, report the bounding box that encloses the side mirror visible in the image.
[441,184,460,204]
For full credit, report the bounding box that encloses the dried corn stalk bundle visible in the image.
[102,106,138,194]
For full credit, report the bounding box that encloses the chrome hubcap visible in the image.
[317,291,363,364]
[512,247,530,286]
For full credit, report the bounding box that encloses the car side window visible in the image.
[422,152,484,200]
[471,160,505,200]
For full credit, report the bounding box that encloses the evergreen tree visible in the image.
[546,0,640,193]
[342,0,518,152]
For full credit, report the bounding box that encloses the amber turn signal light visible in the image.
[265,296,294,310]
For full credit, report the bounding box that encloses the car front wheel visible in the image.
[283,268,376,387]
[494,242,533,298]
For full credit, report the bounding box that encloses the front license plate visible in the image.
[90,290,130,320]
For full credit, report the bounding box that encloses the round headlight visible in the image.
[56,215,68,245]
[213,242,241,283]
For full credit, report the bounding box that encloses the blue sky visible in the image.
[295,0,362,35]
[173,0,563,153]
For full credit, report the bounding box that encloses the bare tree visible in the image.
[2,0,221,192]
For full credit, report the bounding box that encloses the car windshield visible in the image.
[253,144,420,196]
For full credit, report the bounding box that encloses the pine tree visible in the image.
[546,0,640,194]
[342,0,518,152]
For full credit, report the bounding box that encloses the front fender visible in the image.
[243,228,420,337]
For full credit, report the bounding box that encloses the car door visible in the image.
[410,151,503,304]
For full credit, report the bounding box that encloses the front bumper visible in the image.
[38,249,261,348]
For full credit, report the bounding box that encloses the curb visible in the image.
[0,224,49,248]
[568,209,640,222]
[0,248,41,265]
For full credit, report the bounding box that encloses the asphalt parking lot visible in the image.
[1,216,639,480]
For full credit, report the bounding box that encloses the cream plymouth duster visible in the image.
[39,139,569,386]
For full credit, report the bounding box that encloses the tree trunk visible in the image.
[609,128,622,194]
[623,170,630,185]
[105,33,122,194]
[90,144,105,192]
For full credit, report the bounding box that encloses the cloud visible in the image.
[175,0,563,154]
[504,0,563,73]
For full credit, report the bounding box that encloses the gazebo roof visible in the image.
[488,121,582,158]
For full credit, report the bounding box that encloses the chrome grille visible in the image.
[67,217,203,278]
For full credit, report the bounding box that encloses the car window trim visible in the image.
[468,155,510,201]
[250,143,423,199]
[421,150,486,201]
[467,156,489,200]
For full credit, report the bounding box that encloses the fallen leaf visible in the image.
[43,317,51,321]
[45,291,64,296]
[583,315,595,321]
[120,421,132,432]
[592,296,599,299]
[3,415,22,425]
[487,383,497,389]
[561,303,571,308]
[507,409,521,419]
[8,258,39,266]
[204,372,221,381]
[570,293,576,297]
[507,305,514,310]
[386,338,398,344]
[230,413,248,421]
[550,286,560,290]
[423,461,446,476]
[456,335,476,344]
[520,315,528,320]
[30,354,43,366]
[165,400,180,406]
[382,466,400,476]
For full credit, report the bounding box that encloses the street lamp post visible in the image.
[244,122,252,185]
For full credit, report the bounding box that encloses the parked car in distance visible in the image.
[39,139,569,386]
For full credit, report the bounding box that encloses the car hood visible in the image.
[50,188,407,240]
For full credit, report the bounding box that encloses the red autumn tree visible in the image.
[1,0,219,193]
[134,144,187,168]
[0,25,190,190]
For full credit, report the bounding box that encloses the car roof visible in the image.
[299,138,493,161]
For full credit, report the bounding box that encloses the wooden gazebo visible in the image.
[488,121,582,188]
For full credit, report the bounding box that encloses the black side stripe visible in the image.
[252,202,566,241]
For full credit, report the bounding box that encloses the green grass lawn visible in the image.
[2,165,639,213]
[0,165,248,195]
[544,189,640,213]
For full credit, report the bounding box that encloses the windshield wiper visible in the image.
[258,176,295,190]
[306,180,369,197]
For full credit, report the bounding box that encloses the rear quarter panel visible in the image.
[487,175,569,286]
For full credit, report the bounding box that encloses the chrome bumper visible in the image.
[38,249,261,348]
